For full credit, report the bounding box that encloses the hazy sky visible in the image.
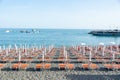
[0,0,120,29]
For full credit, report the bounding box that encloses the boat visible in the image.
[5,30,10,33]
[20,30,30,33]
[20,29,40,33]
[32,29,40,33]
[88,29,120,36]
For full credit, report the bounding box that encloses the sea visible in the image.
[0,28,120,47]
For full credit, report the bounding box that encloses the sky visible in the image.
[0,0,120,29]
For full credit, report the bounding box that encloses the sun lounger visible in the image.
[36,64,43,70]
[20,64,29,70]
[66,64,75,70]
[59,64,66,69]
[82,64,89,69]
[12,63,29,70]
[104,64,113,70]
[12,64,20,69]
[90,63,99,69]
[0,63,5,70]
[44,63,51,69]
[82,63,99,70]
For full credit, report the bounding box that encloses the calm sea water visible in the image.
[0,28,120,47]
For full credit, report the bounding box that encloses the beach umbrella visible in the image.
[8,44,11,52]
[42,50,45,62]
[117,44,119,52]
[3,45,5,50]
[39,45,41,49]
[15,44,18,53]
[89,48,92,62]
[44,47,46,55]
[18,50,21,62]
[48,46,51,53]
[33,47,35,53]
[77,46,80,52]
[102,46,105,57]
[25,48,27,56]
[81,43,86,55]
[65,51,67,62]
[99,42,105,56]
[110,42,116,51]
[63,46,66,57]
[6,49,8,56]
[112,51,115,61]
[0,46,1,52]
[110,42,116,61]
[63,46,68,62]
[22,45,25,52]
[94,46,97,53]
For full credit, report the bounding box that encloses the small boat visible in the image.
[32,29,40,33]
[5,30,10,33]
[88,29,120,36]
[20,30,30,33]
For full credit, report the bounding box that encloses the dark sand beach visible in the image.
[0,45,120,80]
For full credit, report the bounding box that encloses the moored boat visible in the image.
[88,29,120,36]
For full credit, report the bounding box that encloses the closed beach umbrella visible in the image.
[65,51,67,62]
[110,42,115,51]
[18,50,21,62]
[44,47,46,55]
[89,48,92,62]
[99,42,105,56]
[0,46,1,52]
[48,46,51,53]
[112,51,115,61]
[8,44,11,52]
[42,51,45,62]
[117,45,119,52]
[6,49,8,56]
[102,46,105,57]
[63,46,65,56]
[3,45,5,50]
[81,43,86,55]
[110,42,116,61]
[15,44,18,53]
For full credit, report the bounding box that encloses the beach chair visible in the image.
[104,64,113,70]
[0,63,5,70]
[36,64,43,70]
[1,58,8,62]
[45,57,52,62]
[90,63,99,70]
[44,63,51,69]
[12,63,20,70]
[21,58,32,63]
[58,57,64,62]
[77,58,83,62]
[66,64,75,70]
[82,64,89,69]
[20,63,29,70]
[113,64,120,70]
[8,58,15,62]
[59,64,66,69]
